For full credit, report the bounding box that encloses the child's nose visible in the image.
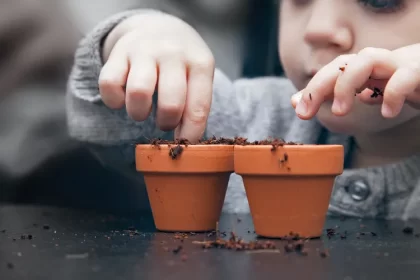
[303,2,352,51]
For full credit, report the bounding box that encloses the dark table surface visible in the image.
[1,204,420,280]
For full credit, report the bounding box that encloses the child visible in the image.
[66,0,420,220]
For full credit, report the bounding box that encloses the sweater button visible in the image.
[346,180,371,201]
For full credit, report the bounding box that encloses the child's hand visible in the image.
[291,44,420,119]
[99,13,215,142]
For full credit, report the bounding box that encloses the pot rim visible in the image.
[136,144,234,149]
[136,144,234,173]
[234,144,343,149]
[234,144,344,175]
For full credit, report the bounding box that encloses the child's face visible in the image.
[279,0,420,135]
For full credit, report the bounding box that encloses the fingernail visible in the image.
[294,92,303,102]
[295,99,308,116]
[291,93,300,108]
[332,99,344,114]
[382,104,394,118]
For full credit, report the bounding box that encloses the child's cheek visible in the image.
[278,45,308,91]
[280,59,305,91]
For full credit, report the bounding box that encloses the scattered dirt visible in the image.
[148,136,302,159]
[402,227,414,235]
[172,245,183,254]
[319,250,329,258]
[192,231,276,251]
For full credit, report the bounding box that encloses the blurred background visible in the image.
[0,0,283,213]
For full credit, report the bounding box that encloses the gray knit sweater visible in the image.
[66,10,420,220]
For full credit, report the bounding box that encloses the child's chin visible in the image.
[316,106,380,135]
[317,116,359,135]
[316,102,420,136]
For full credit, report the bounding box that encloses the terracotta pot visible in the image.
[234,144,344,238]
[136,144,234,232]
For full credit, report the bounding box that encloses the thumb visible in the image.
[291,92,302,109]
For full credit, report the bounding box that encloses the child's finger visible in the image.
[125,55,157,121]
[294,54,354,120]
[99,48,129,109]
[291,91,301,109]
[177,55,214,142]
[333,48,393,116]
[156,59,187,131]
[381,67,420,118]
